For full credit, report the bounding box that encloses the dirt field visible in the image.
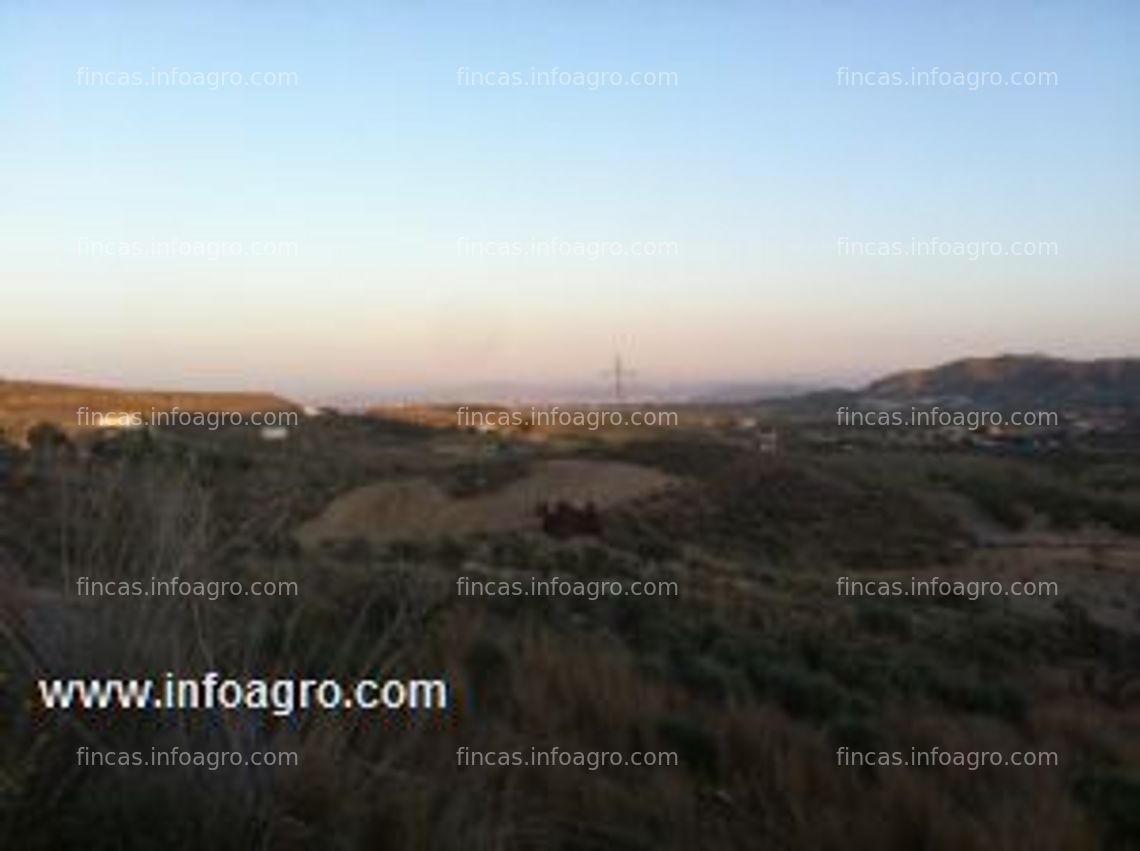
[295,458,676,548]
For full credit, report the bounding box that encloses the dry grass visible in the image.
[1,434,1137,849]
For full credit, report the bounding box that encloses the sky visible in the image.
[1,0,1137,400]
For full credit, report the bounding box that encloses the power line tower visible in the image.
[602,353,636,402]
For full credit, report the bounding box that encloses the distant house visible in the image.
[260,426,290,441]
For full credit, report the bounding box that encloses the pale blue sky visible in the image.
[1,0,1137,398]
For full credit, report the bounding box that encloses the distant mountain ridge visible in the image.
[865,354,1140,410]
[346,380,816,406]
[771,354,1140,414]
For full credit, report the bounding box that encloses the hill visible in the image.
[772,354,1140,415]
[0,378,300,442]
[866,354,1140,410]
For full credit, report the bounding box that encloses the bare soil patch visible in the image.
[295,459,676,547]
